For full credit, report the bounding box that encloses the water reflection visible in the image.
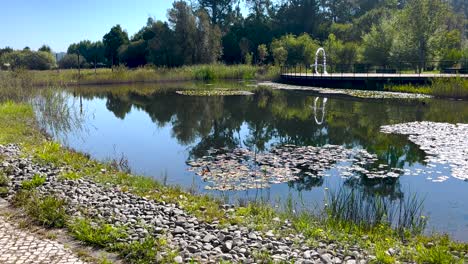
[40,83,468,240]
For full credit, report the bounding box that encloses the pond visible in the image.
[39,82,468,241]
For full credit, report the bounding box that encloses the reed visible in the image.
[385,77,468,98]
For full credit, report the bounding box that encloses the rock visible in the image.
[174,256,183,263]
[248,232,257,240]
[202,234,216,243]
[173,226,186,234]
[222,240,233,252]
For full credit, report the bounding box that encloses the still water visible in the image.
[41,82,468,241]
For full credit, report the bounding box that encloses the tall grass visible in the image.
[0,64,280,88]
[385,77,468,98]
[325,188,426,236]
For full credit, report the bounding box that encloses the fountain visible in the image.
[313,97,327,125]
[314,47,328,75]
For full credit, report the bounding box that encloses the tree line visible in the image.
[1,0,467,71]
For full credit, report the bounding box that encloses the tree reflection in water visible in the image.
[69,84,468,201]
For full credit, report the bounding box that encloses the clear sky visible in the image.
[0,0,182,52]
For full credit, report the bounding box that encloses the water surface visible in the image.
[41,82,468,241]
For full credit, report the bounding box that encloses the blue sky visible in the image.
[0,0,211,52]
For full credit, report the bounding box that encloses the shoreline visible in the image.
[0,97,467,262]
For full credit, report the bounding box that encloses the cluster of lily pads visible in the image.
[187,144,403,191]
[176,90,254,96]
[259,82,432,99]
[381,121,468,181]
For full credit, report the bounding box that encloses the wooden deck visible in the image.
[280,73,468,89]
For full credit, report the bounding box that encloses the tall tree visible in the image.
[195,10,223,63]
[168,1,198,65]
[103,25,129,67]
[38,45,52,53]
[147,21,177,66]
[394,0,449,71]
[197,0,236,29]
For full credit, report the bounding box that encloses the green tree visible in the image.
[147,21,176,66]
[362,20,395,66]
[38,45,52,53]
[197,0,236,29]
[58,54,87,69]
[271,46,288,66]
[168,1,197,65]
[271,34,320,66]
[103,25,129,67]
[393,0,449,71]
[257,44,268,64]
[195,10,223,63]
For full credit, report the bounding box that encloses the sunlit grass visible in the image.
[385,77,468,98]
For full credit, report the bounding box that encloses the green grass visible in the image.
[0,64,279,88]
[68,218,127,248]
[385,77,468,98]
[21,174,46,190]
[11,190,67,228]
[116,236,178,264]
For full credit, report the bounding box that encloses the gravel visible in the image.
[0,143,375,263]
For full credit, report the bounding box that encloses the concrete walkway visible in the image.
[0,199,86,264]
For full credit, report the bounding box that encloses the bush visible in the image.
[68,218,127,248]
[58,54,87,69]
[0,50,55,70]
[12,191,67,228]
[21,174,46,190]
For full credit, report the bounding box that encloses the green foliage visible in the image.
[257,44,268,65]
[103,25,129,67]
[68,218,127,248]
[362,20,395,66]
[386,77,468,98]
[415,244,462,264]
[59,171,82,181]
[58,54,87,69]
[21,174,46,190]
[324,33,359,70]
[116,236,177,264]
[0,172,9,186]
[271,34,319,66]
[0,172,9,197]
[0,50,55,70]
[12,191,67,228]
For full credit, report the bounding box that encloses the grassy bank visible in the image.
[0,101,467,263]
[0,64,279,87]
[385,77,468,99]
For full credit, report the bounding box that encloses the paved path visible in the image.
[0,212,86,264]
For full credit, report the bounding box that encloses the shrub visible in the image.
[21,174,46,190]
[12,191,67,228]
[68,218,127,248]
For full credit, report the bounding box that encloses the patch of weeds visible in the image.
[252,249,273,263]
[0,171,9,185]
[0,171,9,197]
[12,190,67,228]
[235,202,278,231]
[0,186,8,197]
[116,236,179,264]
[372,244,396,264]
[415,244,461,264]
[98,255,113,264]
[59,171,81,181]
[68,218,127,248]
[21,174,46,190]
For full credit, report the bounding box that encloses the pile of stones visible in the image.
[187,145,403,191]
[381,122,468,181]
[0,144,372,263]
